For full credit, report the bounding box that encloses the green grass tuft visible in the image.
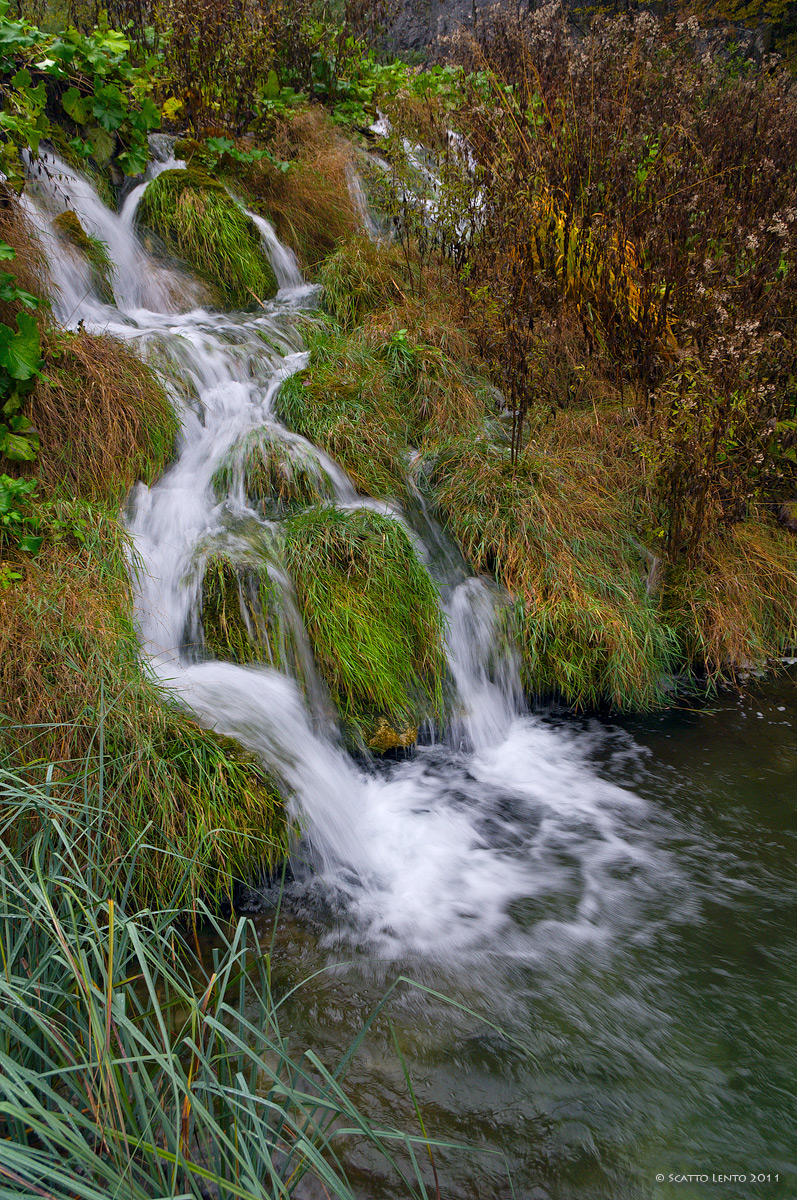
[135,168,277,308]
[317,234,415,328]
[0,774,470,1198]
[211,427,337,515]
[282,506,447,746]
[277,308,489,501]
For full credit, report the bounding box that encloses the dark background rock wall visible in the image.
[386,0,497,54]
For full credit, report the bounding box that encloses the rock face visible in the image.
[386,0,493,53]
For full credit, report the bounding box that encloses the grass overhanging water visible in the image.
[0,754,520,1199]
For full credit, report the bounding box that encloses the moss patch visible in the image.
[135,168,277,308]
[282,506,447,747]
[53,209,115,303]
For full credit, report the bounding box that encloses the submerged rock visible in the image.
[367,718,418,752]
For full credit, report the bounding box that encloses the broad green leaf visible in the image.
[0,311,41,381]
[206,136,235,158]
[62,86,90,124]
[0,429,38,461]
[0,244,15,261]
[263,69,280,100]
[17,533,43,554]
[92,83,126,132]
[10,67,31,89]
[26,81,46,110]
[130,96,160,132]
[68,136,93,160]
[86,123,114,163]
[116,141,149,176]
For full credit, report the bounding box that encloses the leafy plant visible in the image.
[0,474,41,555]
[0,239,43,558]
[0,3,162,183]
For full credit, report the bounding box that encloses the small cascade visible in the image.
[23,151,192,317]
[23,153,677,960]
[445,577,523,751]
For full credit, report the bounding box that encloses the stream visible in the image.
[22,152,797,1199]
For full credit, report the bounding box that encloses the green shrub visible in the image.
[136,168,277,308]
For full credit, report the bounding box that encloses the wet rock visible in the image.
[778,500,797,531]
[367,717,418,752]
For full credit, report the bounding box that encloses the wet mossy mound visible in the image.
[135,168,277,308]
[201,554,282,666]
[52,210,114,303]
[282,507,447,747]
[212,429,337,516]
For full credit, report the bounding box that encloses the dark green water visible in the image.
[242,672,797,1200]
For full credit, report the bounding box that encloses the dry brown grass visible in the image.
[24,328,178,501]
[0,194,48,326]
[230,109,358,272]
[673,521,797,678]
[428,403,678,710]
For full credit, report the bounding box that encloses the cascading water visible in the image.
[23,151,679,959]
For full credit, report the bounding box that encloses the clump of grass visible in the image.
[135,167,277,308]
[669,520,797,684]
[24,327,177,501]
[212,427,337,515]
[52,208,114,303]
[277,296,489,499]
[283,506,447,747]
[0,196,47,327]
[318,234,415,328]
[427,421,680,711]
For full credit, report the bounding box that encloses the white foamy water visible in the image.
[23,149,679,958]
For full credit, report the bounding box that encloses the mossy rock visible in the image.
[366,718,418,752]
[282,506,447,749]
[135,168,277,308]
[212,429,337,515]
[53,209,114,303]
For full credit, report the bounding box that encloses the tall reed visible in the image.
[0,756,486,1198]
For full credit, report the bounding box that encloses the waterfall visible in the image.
[24,150,674,958]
